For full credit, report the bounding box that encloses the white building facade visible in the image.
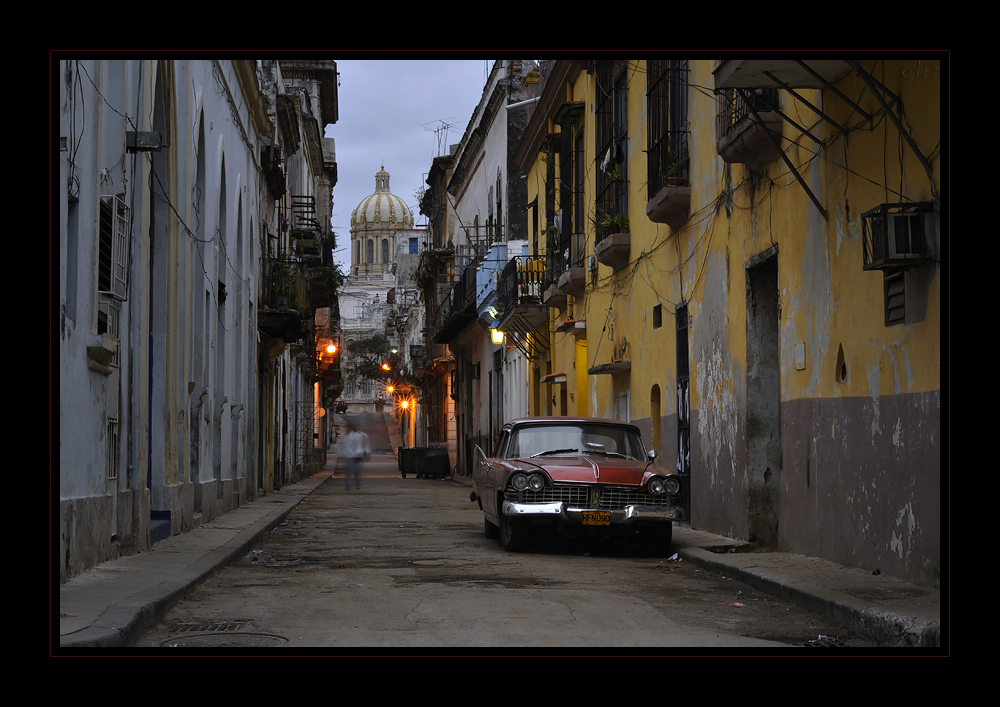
[339,167,419,411]
[58,59,271,581]
[432,60,538,474]
[57,57,339,583]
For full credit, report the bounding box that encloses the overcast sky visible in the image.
[324,59,494,271]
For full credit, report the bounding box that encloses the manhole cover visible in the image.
[159,632,289,648]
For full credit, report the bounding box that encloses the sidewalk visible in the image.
[57,445,942,651]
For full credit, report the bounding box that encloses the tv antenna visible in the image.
[417,118,458,158]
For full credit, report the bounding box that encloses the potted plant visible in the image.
[664,149,689,186]
[600,212,630,234]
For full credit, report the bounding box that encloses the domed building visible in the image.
[339,167,428,412]
[349,166,414,277]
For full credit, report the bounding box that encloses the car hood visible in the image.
[512,454,661,485]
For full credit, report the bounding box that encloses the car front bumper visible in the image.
[502,500,685,524]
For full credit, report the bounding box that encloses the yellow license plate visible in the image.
[582,511,611,525]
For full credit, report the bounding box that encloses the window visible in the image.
[367,239,374,264]
[381,239,389,263]
[98,195,130,300]
[409,237,418,254]
[496,173,503,243]
[646,59,689,198]
[653,304,662,329]
[106,417,119,480]
[488,185,495,242]
[596,60,628,243]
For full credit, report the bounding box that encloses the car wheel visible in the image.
[484,517,500,539]
[499,509,528,552]
[641,523,673,557]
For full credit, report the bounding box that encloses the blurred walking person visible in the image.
[341,419,371,489]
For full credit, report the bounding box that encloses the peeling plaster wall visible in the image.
[781,391,940,586]
[690,250,748,537]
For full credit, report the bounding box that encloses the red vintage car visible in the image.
[470,417,684,555]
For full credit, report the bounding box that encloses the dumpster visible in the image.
[398,447,417,477]
[400,447,451,479]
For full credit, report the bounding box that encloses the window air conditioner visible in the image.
[861,202,934,271]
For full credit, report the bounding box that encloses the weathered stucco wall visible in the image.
[781,392,940,586]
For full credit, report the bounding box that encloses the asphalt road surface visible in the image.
[136,413,869,652]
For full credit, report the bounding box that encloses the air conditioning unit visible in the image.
[861,202,934,271]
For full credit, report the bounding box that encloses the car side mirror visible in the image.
[647,450,657,461]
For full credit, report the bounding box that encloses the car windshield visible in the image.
[505,423,647,461]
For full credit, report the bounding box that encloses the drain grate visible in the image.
[159,619,288,648]
[160,632,288,648]
[169,619,252,633]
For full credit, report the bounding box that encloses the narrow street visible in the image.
[134,413,869,650]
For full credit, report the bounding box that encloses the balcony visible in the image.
[497,255,548,333]
[716,88,782,171]
[558,267,586,299]
[261,144,285,197]
[646,136,690,231]
[291,194,321,234]
[259,259,305,342]
[713,59,851,90]
[433,262,478,344]
[557,232,587,299]
[543,283,567,310]
[595,232,630,271]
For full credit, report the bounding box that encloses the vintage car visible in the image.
[470,417,684,555]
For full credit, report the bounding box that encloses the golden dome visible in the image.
[351,167,413,229]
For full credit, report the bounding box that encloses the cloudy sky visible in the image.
[324,59,494,271]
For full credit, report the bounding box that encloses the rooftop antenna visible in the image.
[417,118,458,157]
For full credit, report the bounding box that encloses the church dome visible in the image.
[351,166,413,229]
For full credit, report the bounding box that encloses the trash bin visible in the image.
[421,448,450,479]
[398,447,417,478]
[400,447,450,479]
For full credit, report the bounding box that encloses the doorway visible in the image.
[746,249,781,545]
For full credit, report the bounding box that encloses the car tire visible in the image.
[484,517,500,539]
[641,523,673,557]
[499,509,528,552]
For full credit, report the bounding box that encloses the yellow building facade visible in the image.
[516,59,943,587]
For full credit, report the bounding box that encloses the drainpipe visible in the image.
[506,97,540,110]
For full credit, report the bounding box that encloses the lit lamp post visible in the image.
[399,397,416,449]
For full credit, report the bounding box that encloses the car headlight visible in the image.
[527,474,546,491]
[510,473,529,491]
[647,476,680,495]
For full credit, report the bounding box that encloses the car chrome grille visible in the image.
[505,484,589,506]
[597,487,671,510]
[505,484,670,510]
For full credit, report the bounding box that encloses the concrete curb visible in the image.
[678,546,938,647]
[59,487,317,649]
